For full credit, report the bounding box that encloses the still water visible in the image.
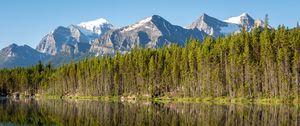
[0,98,299,126]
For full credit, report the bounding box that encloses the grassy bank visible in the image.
[34,94,300,105]
[152,96,300,105]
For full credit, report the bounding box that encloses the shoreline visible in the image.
[23,95,300,105]
[2,94,300,105]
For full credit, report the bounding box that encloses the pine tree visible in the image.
[148,55,155,97]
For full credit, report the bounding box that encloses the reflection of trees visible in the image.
[0,99,299,126]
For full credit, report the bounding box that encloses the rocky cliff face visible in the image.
[90,15,206,56]
[36,18,114,56]
[36,25,90,55]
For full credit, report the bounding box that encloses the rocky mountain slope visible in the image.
[0,44,49,68]
[90,15,206,56]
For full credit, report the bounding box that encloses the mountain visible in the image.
[225,13,255,25]
[36,25,90,55]
[78,18,114,37]
[224,13,266,31]
[187,13,266,38]
[186,13,240,37]
[90,15,206,56]
[224,13,255,31]
[0,44,49,68]
[36,18,113,55]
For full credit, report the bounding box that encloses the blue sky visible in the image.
[0,0,299,49]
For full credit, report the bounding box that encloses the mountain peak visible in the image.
[201,13,210,18]
[224,13,254,25]
[78,18,109,27]
[150,15,171,24]
[7,43,32,49]
[198,13,219,22]
[119,15,172,33]
[78,18,113,35]
[203,13,208,16]
[120,16,154,32]
[186,13,243,37]
[53,26,69,33]
[240,12,249,17]
[140,16,153,23]
[151,15,163,20]
[186,13,230,34]
[8,43,18,48]
[131,15,166,23]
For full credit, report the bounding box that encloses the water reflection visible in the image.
[0,98,299,126]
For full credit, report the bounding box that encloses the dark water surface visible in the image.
[0,98,299,126]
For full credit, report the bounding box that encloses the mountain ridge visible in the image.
[0,43,49,68]
[0,13,267,68]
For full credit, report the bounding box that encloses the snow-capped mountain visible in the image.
[90,15,206,56]
[186,13,240,37]
[36,18,113,56]
[225,13,254,25]
[187,13,266,38]
[224,13,255,31]
[78,18,113,37]
[0,44,49,68]
[224,13,266,31]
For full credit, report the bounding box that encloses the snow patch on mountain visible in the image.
[121,17,153,32]
[220,24,240,35]
[77,27,95,37]
[224,13,248,25]
[7,51,14,57]
[78,18,112,35]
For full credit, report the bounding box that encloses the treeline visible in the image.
[0,61,53,96]
[1,23,300,99]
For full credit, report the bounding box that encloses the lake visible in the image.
[0,98,299,126]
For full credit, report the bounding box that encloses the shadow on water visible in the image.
[0,98,299,126]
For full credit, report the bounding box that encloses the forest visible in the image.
[1,20,300,101]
